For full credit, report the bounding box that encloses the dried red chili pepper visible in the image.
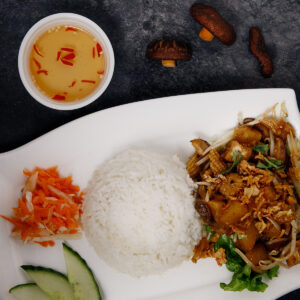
[63,53,75,60]
[61,59,73,66]
[68,80,76,87]
[37,70,48,75]
[96,43,102,57]
[81,80,96,84]
[61,48,74,52]
[33,58,41,69]
[52,94,66,101]
[65,27,78,32]
[56,51,61,61]
[33,44,43,57]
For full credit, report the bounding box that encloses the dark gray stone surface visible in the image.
[0,1,300,298]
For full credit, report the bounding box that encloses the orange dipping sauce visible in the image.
[29,25,105,102]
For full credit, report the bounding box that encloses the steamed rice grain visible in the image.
[82,149,201,277]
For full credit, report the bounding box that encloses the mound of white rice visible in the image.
[82,149,201,277]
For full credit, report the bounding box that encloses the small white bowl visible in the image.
[18,13,115,110]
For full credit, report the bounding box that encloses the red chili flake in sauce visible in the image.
[61,47,74,52]
[81,80,96,84]
[33,44,43,57]
[97,70,104,74]
[68,80,76,87]
[61,59,73,66]
[96,43,102,57]
[92,47,95,58]
[65,27,78,32]
[56,51,61,61]
[33,58,41,69]
[52,94,66,101]
[37,70,48,75]
[63,53,75,60]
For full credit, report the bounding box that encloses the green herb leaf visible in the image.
[264,157,282,169]
[252,144,269,154]
[214,234,238,257]
[204,224,213,232]
[220,265,251,292]
[266,265,279,279]
[215,234,279,293]
[204,224,215,240]
[221,151,242,175]
[230,233,248,243]
[237,233,247,240]
[248,273,268,292]
[226,259,243,273]
[257,158,283,170]
[257,161,269,169]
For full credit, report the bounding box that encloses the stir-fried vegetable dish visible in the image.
[1,166,83,247]
[187,104,300,292]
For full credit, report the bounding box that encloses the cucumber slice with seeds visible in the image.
[63,243,101,300]
[21,265,74,300]
[9,283,51,300]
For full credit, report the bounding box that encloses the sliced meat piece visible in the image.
[234,126,262,146]
[223,140,252,162]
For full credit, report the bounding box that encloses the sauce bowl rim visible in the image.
[18,12,115,110]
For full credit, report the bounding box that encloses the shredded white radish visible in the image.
[23,171,38,195]
[48,185,74,204]
[25,191,34,212]
[45,197,58,201]
[53,212,66,220]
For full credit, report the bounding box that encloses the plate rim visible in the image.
[1,88,297,156]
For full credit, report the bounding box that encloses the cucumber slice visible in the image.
[9,283,51,300]
[21,265,74,300]
[63,243,101,300]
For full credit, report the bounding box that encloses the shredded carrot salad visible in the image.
[1,166,84,247]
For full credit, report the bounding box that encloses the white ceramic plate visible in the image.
[1,89,300,300]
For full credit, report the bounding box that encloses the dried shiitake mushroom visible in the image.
[146,40,191,67]
[249,27,273,77]
[190,3,236,45]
